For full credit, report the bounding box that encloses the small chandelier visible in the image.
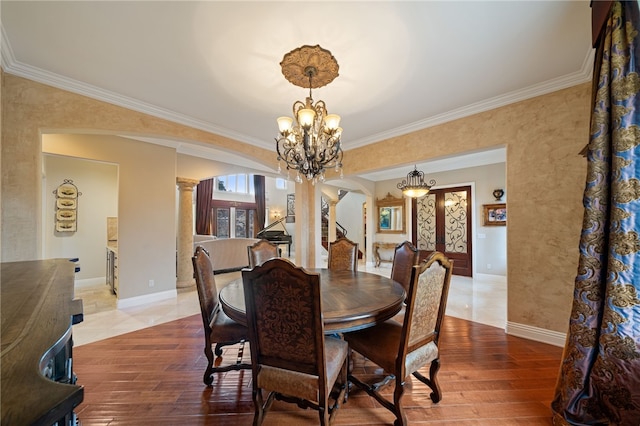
[276,45,343,183]
[397,166,436,198]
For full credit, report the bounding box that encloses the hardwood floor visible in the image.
[73,315,562,425]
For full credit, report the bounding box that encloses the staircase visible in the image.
[321,194,363,259]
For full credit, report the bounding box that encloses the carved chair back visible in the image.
[242,258,348,424]
[247,239,280,268]
[243,258,325,378]
[327,237,358,271]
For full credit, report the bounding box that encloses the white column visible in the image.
[176,177,200,288]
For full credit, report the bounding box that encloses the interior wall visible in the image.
[1,72,590,335]
[335,192,366,253]
[372,162,506,276]
[42,134,176,300]
[346,84,590,333]
[0,72,275,262]
[43,154,118,281]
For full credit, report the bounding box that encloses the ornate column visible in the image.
[176,177,200,288]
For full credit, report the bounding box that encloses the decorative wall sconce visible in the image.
[492,189,504,201]
[272,210,282,220]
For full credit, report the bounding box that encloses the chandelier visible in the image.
[276,45,343,183]
[397,166,436,198]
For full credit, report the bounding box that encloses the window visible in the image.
[212,205,256,238]
[216,174,254,194]
[275,178,287,190]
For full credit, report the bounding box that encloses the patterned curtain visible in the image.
[551,2,640,424]
[195,178,213,235]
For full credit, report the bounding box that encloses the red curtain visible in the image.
[195,178,213,235]
[254,175,266,235]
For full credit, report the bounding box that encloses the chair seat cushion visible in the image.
[344,320,438,377]
[258,336,348,402]
[209,307,247,343]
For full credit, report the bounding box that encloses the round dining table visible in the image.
[219,269,405,334]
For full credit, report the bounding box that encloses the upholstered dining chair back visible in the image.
[343,251,453,426]
[241,258,348,425]
[390,240,419,293]
[403,251,452,357]
[247,239,280,268]
[192,246,250,385]
[327,237,359,271]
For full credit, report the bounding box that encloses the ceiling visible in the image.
[1,1,593,182]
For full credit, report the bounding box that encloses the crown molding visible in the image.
[346,47,595,150]
[1,24,267,150]
[2,21,594,153]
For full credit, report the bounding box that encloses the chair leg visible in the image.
[203,344,214,385]
[413,358,442,403]
[319,406,329,425]
[252,389,264,426]
[392,375,407,426]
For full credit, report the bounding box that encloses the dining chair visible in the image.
[247,239,280,268]
[192,245,251,385]
[344,251,453,426]
[390,240,419,293]
[241,258,349,425]
[327,237,359,271]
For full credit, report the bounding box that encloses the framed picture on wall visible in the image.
[286,193,295,223]
[483,203,506,226]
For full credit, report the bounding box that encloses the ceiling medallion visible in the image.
[275,45,343,183]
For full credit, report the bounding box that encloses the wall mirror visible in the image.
[376,192,405,234]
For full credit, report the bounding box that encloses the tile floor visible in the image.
[73,260,507,346]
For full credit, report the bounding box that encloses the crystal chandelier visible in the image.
[397,166,436,198]
[276,45,343,183]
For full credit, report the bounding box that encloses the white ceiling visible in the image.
[1,1,593,181]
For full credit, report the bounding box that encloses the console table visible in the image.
[373,242,398,267]
[1,259,84,425]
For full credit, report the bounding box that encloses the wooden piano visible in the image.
[257,217,292,256]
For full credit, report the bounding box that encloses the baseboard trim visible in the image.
[75,277,106,287]
[117,289,177,309]
[474,273,507,282]
[506,321,567,347]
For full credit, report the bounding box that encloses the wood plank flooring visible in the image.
[73,315,563,425]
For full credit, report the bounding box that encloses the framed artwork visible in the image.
[483,203,506,226]
[53,179,80,233]
[286,193,295,223]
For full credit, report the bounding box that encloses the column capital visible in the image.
[176,177,200,190]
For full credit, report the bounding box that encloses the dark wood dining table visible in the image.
[219,268,405,334]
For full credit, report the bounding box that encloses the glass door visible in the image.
[413,186,472,276]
